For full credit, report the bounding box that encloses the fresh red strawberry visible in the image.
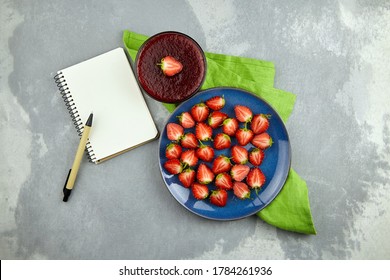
[233,182,251,199]
[213,133,231,150]
[192,182,209,200]
[196,143,214,162]
[246,167,266,189]
[165,143,182,159]
[234,105,253,123]
[191,103,209,122]
[163,159,183,175]
[167,123,184,141]
[215,173,233,190]
[181,133,198,149]
[231,145,248,164]
[197,163,215,184]
[178,112,195,128]
[180,150,198,167]
[249,148,264,166]
[158,56,183,76]
[235,128,254,146]
[251,114,270,134]
[210,189,228,207]
[178,168,195,188]
[230,164,250,181]
[222,118,239,136]
[212,155,232,174]
[195,123,212,141]
[206,96,225,111]
[208,111,228,129]
[251,132,273,149]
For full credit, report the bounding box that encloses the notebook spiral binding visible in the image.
[54,72,97,163]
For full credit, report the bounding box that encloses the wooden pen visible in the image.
[63,113,93,202]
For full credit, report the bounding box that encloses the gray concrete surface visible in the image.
[1,0,389,259]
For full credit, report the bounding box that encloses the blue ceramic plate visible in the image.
[158,87,291,220]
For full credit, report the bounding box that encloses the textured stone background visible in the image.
[1,0,389,259]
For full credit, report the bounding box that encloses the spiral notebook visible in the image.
[54,48,159,163]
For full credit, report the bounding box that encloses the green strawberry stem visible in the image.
[263,114,272,119]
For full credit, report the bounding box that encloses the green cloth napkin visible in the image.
[123,30,316,234]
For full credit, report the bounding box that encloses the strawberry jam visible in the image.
[136,32,206,103]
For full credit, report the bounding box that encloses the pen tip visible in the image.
[86,113,93,126]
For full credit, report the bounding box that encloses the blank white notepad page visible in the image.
[59,48,158,163]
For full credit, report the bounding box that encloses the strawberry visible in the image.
[195,123,213,141]
[234,105,253,123]
[251,114,270,134]
[230,164,250,182]
[181,133,198,149]
[206,96,225,111]
[178,112,195,128]
[208,111,228,129]
[222,118,239,136]
[235,128,254,146]
[249,148,264,166]
[197,163,215,184]
[246,167,266,189]
[178,168,195,188]
[251,132,273,149]
[167,123,184,141]
[233,182,251,199]
[165,143,182,159]
[180,150,198,167]
[210,189,228,207]
[163,159,183,175]
[158,56,183,76]
[215,173,233,190]
[192,182,209,200]
[213,133,231,150]
[231,145,248,164]
[196,143,214,162]
[212,155,232,174]
[191,103,209,122]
